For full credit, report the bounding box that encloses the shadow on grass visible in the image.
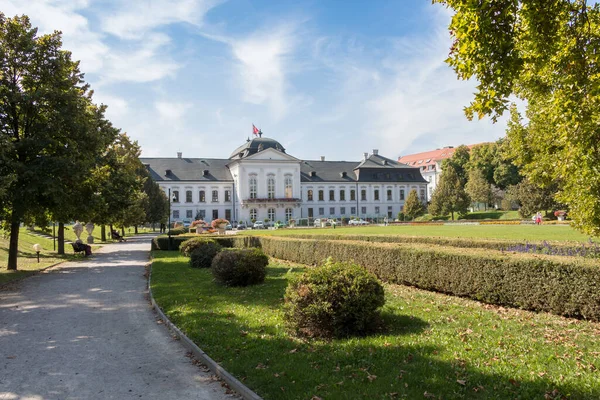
[151,261,598,399]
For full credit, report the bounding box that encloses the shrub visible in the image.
[211,248,268,286]
[284,259,385,339]
[189,240,223,268]
[169,227,187,236]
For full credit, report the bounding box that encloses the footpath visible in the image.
[0,235,237,400]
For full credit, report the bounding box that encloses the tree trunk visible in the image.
[451,211,455,221]
[7,219,20,271]
[101,225,106,242]
[57,223,65,255]
[135,226,138,234]
[121,227,125,237]
[109,224,113,241]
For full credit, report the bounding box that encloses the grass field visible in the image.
[0,229,81,285]
[247,224,595,243]
[151,253,600,400]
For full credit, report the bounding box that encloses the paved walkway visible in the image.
[0,236,237,400]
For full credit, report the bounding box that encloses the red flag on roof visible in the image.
[252,124,260,136]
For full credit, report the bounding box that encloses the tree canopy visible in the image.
[403,189,426,220]
[429,165,471,220]
[435,0,600,235]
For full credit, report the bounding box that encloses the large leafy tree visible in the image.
[434,0,600,235]
[442,144,471,185]
[0,14,105,269]
[429,165,471,220]
[403,189,426,220]
[506,178,561,218]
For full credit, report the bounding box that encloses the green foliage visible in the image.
[428,165,470,220]
[211,248,268,286]
[189,240,223,269]
[284,258,385,339]
[403,189,425,220]
[507,178,560,218]
[180,236,235,257]
[248,236,600,321]
[169,227,187,236]
[465,169,492,208]
[435,0,600,236]
[442,145,470,184]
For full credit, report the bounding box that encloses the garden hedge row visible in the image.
[246,236,600,321]
[264,233,594,253]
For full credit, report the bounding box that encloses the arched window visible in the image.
[268,208,275,221]
[285,208,293,222]
[267,175,275,199]
[307,189,313,201]
[249,175,257,199]
[284,175,293,198]
[250,208,258,221]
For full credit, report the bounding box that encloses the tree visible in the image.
[465,169,492,210]
[429,165,471,220]
[506,179,560,219]
[442,145,470,185]
[0,14,104,269]
[403,189,425,220]
[434,0,600,235]
[140,165,169,229]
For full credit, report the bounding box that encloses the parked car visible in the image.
[253,221,265,229]
[225,224,232,230]
[348,219,368,226]
[236,222,247,230]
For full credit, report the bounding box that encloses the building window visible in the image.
[212,190,218,202]
[285,175,293,198]
[340,207,346,215]
[225,209,231,221]
[267,175,275,199]
[198,210,206,219]
[350,207,356,215]
[350,189,356,201]
[361,206,367,215]
[329,190,335,201]
[318,207,324,216]
[375,206,380,214]
[388,206,393,218]
[318,190,324,201]
[268,208,275,221]
[307,189,313,201]
[186,190,192,203]
[225,190,231,202]
[329,207,335,215]
[285,208,292,222]
[186,210,193,218]
[339,190,345,201]
[173,210,180,219]
[199,190,205,202]
[361,189,367,201]
[387,189,392,201]
[400,189,405,200]
[308,208,314,218]
[374,189,380,201]
[249,176,257,199]
[420,189,425,201]
[212,210,218,219]
[172,190,179,203]
[250,208,258,221]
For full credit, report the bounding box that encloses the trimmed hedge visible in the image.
[263,233,593,254]
[232,236,600,321]
[284,259,385,338]
[152,235,248,251]
[180,237,235,256]
[189,240,223,268]
[211,248,268,286]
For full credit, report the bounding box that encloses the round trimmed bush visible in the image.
[189,240,223,268]
[283,259,385,339]
[211,248,268,286]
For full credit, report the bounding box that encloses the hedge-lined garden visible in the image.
[152,235,600,321]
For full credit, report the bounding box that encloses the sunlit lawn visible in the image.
[246,224,595,243]
[0,228,83,285]
[151,252,600,400]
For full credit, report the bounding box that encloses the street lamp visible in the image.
[33,243,42,263]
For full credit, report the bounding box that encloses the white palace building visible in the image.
[141,136,428,225]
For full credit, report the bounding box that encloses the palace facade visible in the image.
[141,137,428,224]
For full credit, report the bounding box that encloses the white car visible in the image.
[253,221,265,229]
[348,219,368,226]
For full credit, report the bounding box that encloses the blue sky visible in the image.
[1,0,509,161]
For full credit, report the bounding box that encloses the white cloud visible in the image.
[101,0,221,39]
[155,100,193,123]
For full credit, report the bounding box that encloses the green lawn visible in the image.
[248,224,594,243]
[151,252,600,400]
[0,229,81,285]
